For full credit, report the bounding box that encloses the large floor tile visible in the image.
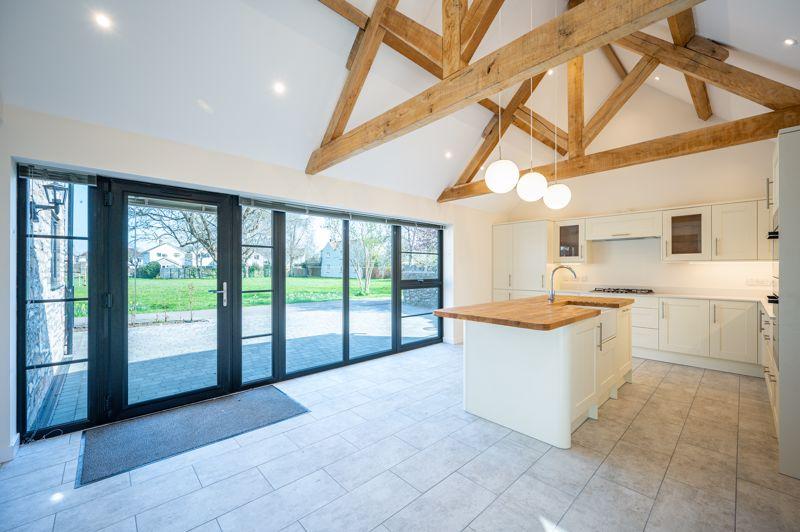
[735,479,800,532]
[285,411,367,448]
[637,395,691,425]
[598,396,644,424]
[688,397,739,429]
[528,445,604,497]
[665,442,736,501]
[384,473,494,532]
[192,434,297,486]
[0,463,65,504]
[338,411,416,449]
[616,382,655,403]
[131,439,241,486]
[450,419,511,452]
[324,436,417,491]
[558,476,654,532]
[300,471,419,532]
[650,380,698,405]
[234,414,315,447]
[738,430,800,500]
[391,437,479,492]
[645,478,734,532]
[394,414,471,450]
[679,416,738,457]
[218,470,344,532]
[259,435,358,488]
[596,440,670,498]
[458,438,543,494]
[699,371,739,393]
[571,416,629,455]
[621,415,683,456]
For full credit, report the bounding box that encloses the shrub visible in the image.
[136,261,162,279]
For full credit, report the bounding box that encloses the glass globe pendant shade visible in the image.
[543,183,572,209]
[484,159,520,194]
[516,171,548,202]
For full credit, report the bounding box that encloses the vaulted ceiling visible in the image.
[1,0,799,213]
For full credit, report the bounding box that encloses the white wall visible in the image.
[0,105,502,459]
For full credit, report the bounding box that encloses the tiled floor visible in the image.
[3,344,799,531]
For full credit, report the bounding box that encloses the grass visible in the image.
[71,276,390,316]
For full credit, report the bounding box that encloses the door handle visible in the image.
[208,281,228,307]
[665,240,669,257]
[599,322,603,351]
[611,233,631,237]
[661,302,665,319]
[713,304,716,323]
[508,273,511,288]
[766,177,773,208]
[715,238,719,256]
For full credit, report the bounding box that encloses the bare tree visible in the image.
[323,219,389,294]
[285,214,312,275]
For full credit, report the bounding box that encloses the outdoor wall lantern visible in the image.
[30,183,68,222]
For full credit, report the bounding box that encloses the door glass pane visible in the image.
[671,214,702,255]
[24,179,89,433]
[349,221,392,358]
[401,287,440,344]
[285,212,343,373]
[127,196,219,404]
[401,226,439,280]
[559,225,579,257]
[241,205,273,383]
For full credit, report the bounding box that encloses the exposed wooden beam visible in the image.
[346,29,365,70]
[584,56,659,147]
[438,105,800,202]
[319,0,368,28]
[478,99,569,155]
[307,0,702,174]
[452,76,543,190]
[442,0,464,76]
[686,35,728,61]
[568,56,585,158]
[668,9,712,120]
[460,0,504,63]
[617,31,800,110]
[321,0,399,145]
[381,8,443,77]
[601,45,628,79]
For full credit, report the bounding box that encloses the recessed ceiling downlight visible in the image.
[93,12,113,30]
[195,99,214,114]
[785,38,797,46]
[273,81,287,95]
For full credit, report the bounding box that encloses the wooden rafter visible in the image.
[438,105,800,202]
[567,56,585,158]
[601,45,628,79]
[460,0,504,63]
[319,0,368,28]
[442,0,464,77]
[477,100,568,155]
[584,56,659,147]
[307,0,702,174]
[320,0,399,145]
[617,32,800,110]
[668,9,712,120]
[450,75,544,192]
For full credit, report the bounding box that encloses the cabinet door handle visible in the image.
[541,274,544,289]
[508,273,511,288]
[598,322,603,351]
[713,304,716,323]
[766,177,773,208]
[611,233,631,237]
[580,244,583,258]
[759,312,764,332]
[665,240,669,257]
[661,302,665,319]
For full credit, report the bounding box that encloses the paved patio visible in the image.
[32,299,437,431]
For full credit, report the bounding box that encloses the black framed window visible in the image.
[397,226,443,346]
[20,178,90,435]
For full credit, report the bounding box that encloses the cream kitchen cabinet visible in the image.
[710,300,758,364]
[586,211,662,240]
[662,206,712,261]
[493,221,553,291]
[511,290,546,299]
[555,219,586,263]
[757,199,772,260]
[614,307,633,382]
[492,224,513,290]
[711,201,758,261]
[659,298,710,356]
[493,290,511,302]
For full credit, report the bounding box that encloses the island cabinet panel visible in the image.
[586,211,662,240]
[615,307,633,381]
[710,300,758,363]
[711,201,758,261]
[596,336,617,402]
[511,221,551,290]
[662,206,712,262]
[659,298,710,356]
[492,224,513,289]
[570,319,599,423]
[757,199,772,260]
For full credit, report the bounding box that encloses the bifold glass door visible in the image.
[18,167,443,436]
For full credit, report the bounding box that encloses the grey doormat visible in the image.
[77,386,308,486]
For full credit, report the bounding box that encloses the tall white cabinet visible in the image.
[492,221,554,297]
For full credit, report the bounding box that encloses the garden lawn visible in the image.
[73,276,391,315]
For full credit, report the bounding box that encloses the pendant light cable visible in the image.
[498,4,503,160]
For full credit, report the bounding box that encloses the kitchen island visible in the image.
[435,295,633,448]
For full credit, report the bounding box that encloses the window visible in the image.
[399,226,443,345]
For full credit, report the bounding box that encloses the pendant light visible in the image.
[485,4,519,194]
[544,39,571,210]
[517,0,547,202]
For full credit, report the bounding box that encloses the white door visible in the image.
[710,300,758,363]
[711,202,758,261]
[757,200,772,260]
[662,206,711,261]
[512,221,548,290]
[555,219,586,263]
[493,225,513,289]
[493,290,511,302]
[659,298,710,356]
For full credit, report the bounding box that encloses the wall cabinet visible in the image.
[757,199,772,260]
[492,225,513,290]
[711,202,758,261]
[555,219,586,263]
[586,211,662,241]
[662,206,712,261]
[710,300,758,364]
[659,298,710,356]
[493,222,553,291]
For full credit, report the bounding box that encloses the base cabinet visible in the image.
[493,290,511,302]
[615,308,632,379]
[710,300,758,363]
[659,298,710,356]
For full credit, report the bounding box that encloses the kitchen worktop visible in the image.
[434,295,634,331]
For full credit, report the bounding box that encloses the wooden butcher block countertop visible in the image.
[434,295,634,331]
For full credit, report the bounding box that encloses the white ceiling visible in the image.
[1,0,799,213]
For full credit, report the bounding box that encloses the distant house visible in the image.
[320,242,343,277]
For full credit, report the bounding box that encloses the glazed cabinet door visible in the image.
[662,206,711,262]
[555,219,586,263]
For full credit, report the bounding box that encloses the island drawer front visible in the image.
[632,296,659,309]
[633,326,659,349]
[632,307,659,329]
